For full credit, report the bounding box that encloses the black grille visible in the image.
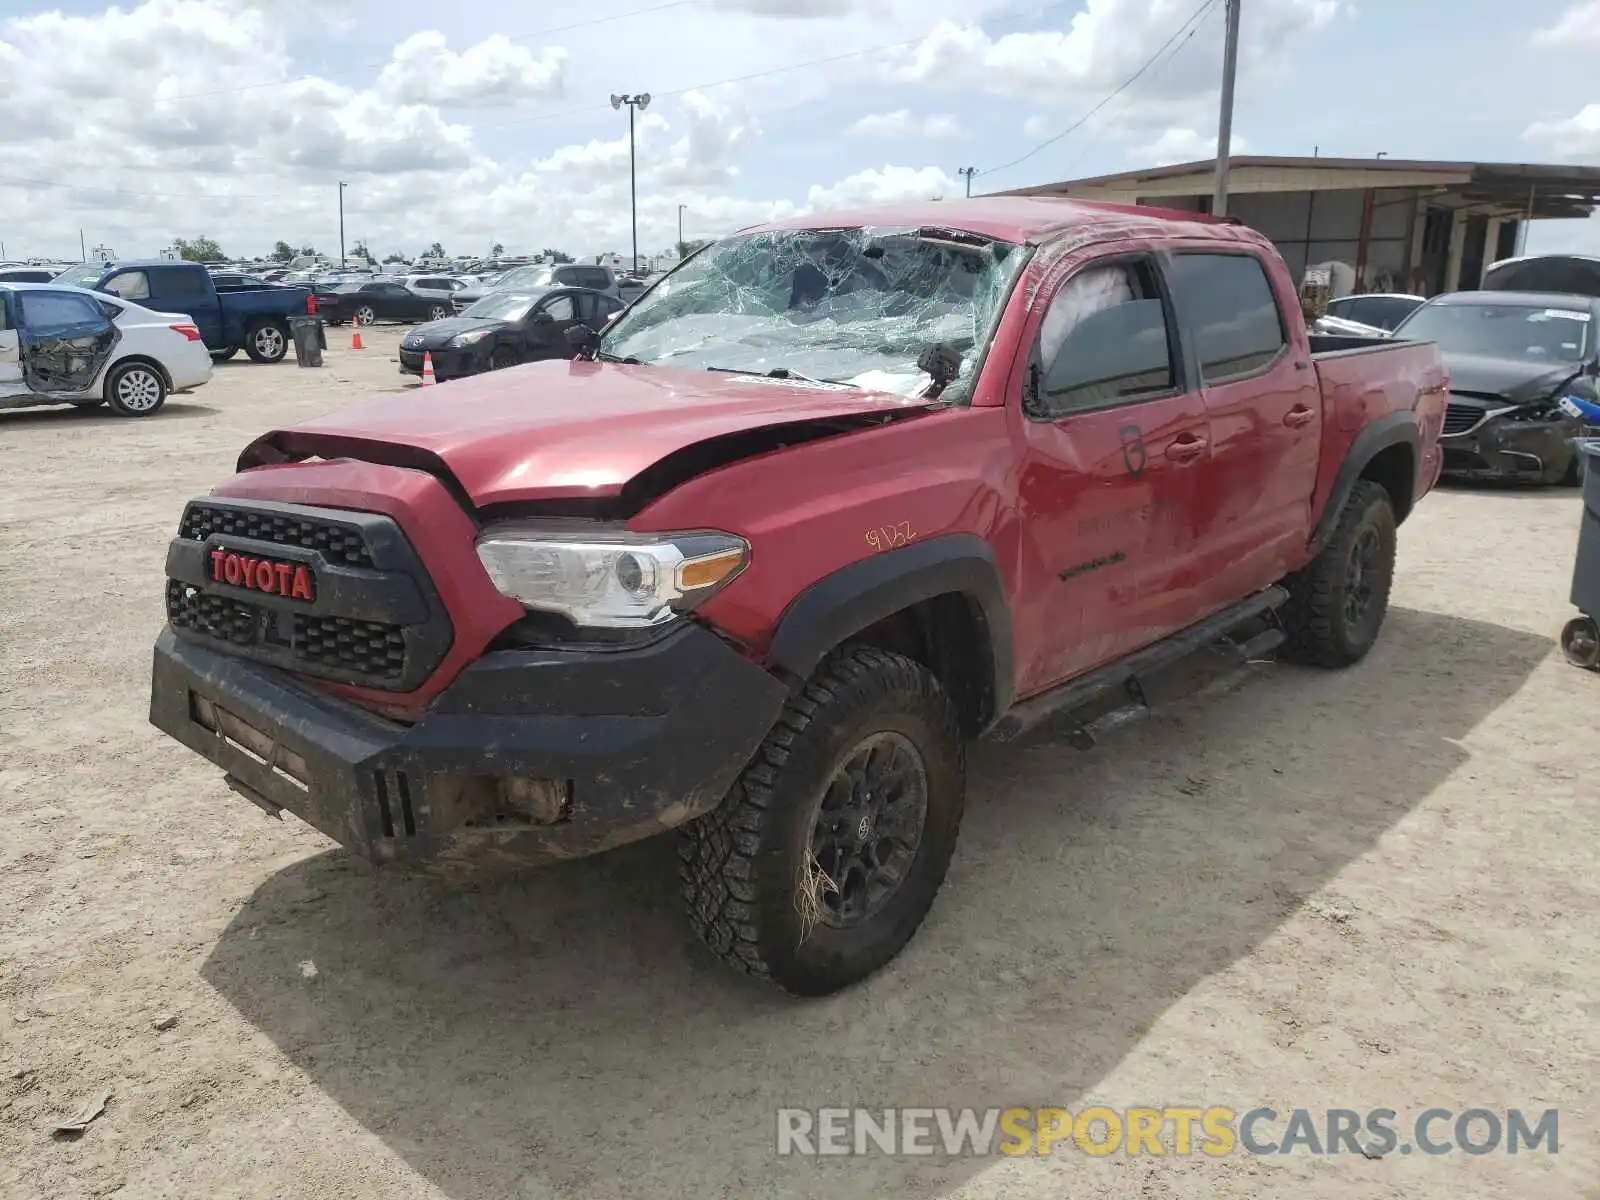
[166,579,256,645]
[179,504,373,567]
[292,614,407,679]
[1443,402,1484,436]
[164,580,408,682]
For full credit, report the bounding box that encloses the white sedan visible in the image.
[0,282,213,417]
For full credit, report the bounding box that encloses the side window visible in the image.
[18,290,106,332]
[542,295,577,321]
[1033,260,1176,418]
[159,268,211,300]
[104,271,151,300]
[1165,252,1287,381]
[0,297,10,332]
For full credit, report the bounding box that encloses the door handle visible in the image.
[1164,433,1208,462]
[1283,405,1316,428]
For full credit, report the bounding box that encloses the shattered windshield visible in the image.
[598,226,1026,400]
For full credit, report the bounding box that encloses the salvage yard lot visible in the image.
[1,330,1595,1199]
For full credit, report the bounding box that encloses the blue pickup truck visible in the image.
[52,261,312,363]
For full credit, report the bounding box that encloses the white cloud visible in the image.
[1133,127,1250,165]
[846,110,964,139]
[1530,1,1600,48]
[1022,114,1052,138]
[807,165,959,208]
[1523,105,1600,159]
[376,31,565,107]
[887,0,1342,126]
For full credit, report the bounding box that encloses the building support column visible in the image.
[1444,209,1467,293]
[1483,217,1505,275]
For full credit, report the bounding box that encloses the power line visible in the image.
[977,0,1222,181]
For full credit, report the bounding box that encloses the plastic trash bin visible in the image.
[289,315,324,368]
[1561,438,1600,669]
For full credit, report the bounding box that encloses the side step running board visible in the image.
[987,585,1288,745]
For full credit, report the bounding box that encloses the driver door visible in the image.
[16,289,121,395]
[527,293,578,360]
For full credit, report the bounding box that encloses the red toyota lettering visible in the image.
[290,566,314,601]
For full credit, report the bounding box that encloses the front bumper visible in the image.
[399,345,480,379]
[1439,414,1583,480]
[150,623,787,876]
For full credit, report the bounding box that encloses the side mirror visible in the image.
[565,323,598,357]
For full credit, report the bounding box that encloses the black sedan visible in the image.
[1395,291,1600,485]
[398,287,623,381]
[317,280,454,326]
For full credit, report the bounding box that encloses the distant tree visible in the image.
[271,240,295,263]
[170,235,225,263]
[675,238,711,259]
[491,242,505,256]
[300,245,317,256]
[383,252,407,264]
[543,247,574,264]
[427,241,445,258]
[350,240,376,266]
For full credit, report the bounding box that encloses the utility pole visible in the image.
[958,166,976,197]
[80,229,86,261]
[677,203,686,253]
[338,182,348,266]
[1212,0,1241,217]
[611,93,652,274]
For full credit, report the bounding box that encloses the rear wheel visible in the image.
[1281,480,1397,667]
[679,647,965,996]
[104,361,167,417]
[489,345,520,371]
[354,305,377,326]
[427,304,450,321]
[243,320,288,363]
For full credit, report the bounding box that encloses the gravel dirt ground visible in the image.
[1,328,1596,1199]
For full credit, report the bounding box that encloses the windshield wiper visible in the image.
[707,366,855,388]
[596,351,643,364]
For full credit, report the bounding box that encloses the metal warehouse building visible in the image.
[998,156,1600,296]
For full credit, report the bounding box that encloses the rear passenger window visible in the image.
[1165,253,1287,381]
[160,269,211,300]
[1033,260,1176,418]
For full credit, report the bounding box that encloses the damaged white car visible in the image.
[0,283,213,417]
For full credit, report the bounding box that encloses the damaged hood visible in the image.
[1444,354,1581,405]
[240,358,934,506]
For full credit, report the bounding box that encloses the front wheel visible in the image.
[354,306,377,326]
[679,646,965,996]
[243,320,288,363]
[488,345,520,371]
[210,346,238,362]
[1280,480,1397,667]
[104,361,168,417]
[427,304,450,321]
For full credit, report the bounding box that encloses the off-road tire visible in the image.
[243,319,289,363]
[679,646,965,996]
[1281,480,1397,667]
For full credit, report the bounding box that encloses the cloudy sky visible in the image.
[3,0,1600,263]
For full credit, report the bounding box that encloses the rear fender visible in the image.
[1309,410,1420,555]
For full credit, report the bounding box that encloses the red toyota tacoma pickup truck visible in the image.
[150,198,1447,995]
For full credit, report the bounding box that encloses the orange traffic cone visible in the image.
[350,325,364,350]
[420,351,435,387]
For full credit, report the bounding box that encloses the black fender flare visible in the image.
[1308,410,1421,556]
[766,532,1015,720]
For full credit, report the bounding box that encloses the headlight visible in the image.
[451,329,491,347]
[474,524,748,628]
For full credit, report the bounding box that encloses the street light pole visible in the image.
[1211,0,1241,217]
[338,181,348,266]
[611,93,652,274]
[678,203,686,252]
[958,166,976,197]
